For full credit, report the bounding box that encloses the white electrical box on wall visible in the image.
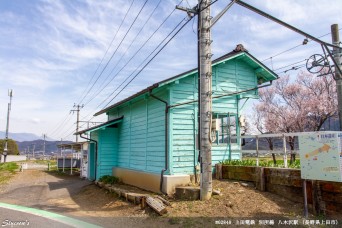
[211,119,220,131]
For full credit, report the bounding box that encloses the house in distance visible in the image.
[76,45,277,195]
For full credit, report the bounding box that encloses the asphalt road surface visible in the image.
[0,166,168,228]
[0,204,99,228]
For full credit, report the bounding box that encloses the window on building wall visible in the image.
[212,114,237,144]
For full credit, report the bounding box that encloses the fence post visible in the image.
[71,156,73,175]
[256,136,259,166]
[63,156,65,173]
[303,179,308,218]
[283,134,288,168]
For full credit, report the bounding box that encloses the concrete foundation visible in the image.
[162,174,191,195]
[175,186,200,200]
[112,167,161,193]
[112,167,190,195]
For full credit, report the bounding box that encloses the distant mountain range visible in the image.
[0,131,74,154]
[17,139,73,154]
[0,131,55,142]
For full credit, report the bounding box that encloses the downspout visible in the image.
[149,91,169,194]
[80,133,98,181]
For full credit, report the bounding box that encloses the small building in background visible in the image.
[57,142,88,178]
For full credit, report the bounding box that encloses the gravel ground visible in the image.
[1,165,340,227]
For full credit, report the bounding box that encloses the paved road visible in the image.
[0,169,90,208]
[0,203,99,228]
[0,169,100,227]
[0,167,171,228]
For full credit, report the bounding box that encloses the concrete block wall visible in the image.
[217,164,342,217]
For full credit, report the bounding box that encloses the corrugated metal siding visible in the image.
[108,91,167,174]
[96,128,118,179]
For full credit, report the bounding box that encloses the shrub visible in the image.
[99,175,119,185]
[221,159,300,169]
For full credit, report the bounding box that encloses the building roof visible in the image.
[75,116,124,135]
[94,48,278,116]
[57,142,86,151]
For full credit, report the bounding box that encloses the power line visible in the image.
[83,0,163,106]
[69,15,189,134]
[61,1,186,138]
[78,0,147,106]
[48,112,73,137]
[262,44,302,62]
[75,14,187,129]
[276,64,306,74]
[97,17,189,110]
[77,0,135,105]
[50,0,138,140]
[102,16,194,109]
[262,28,342,63]
[75,3,180,128]
[273,59,307,72]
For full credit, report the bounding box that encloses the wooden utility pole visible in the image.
[32,144,35,158]
[331,24,342,130]
[198,0,212,200]
[71,104,83,142]
[42,134,47,158]
[3,89,13,163]
[60,138,63,157]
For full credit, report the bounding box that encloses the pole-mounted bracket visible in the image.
[175,5,198,17]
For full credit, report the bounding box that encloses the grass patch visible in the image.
[33,160,57,165]
[0,162,18,184]
[0,162,18,173]
[48,169,68,176]
[221,159,300,169]
[99,175,120,185]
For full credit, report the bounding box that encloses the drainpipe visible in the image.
[80,133,98,181]
[149,91,169,194]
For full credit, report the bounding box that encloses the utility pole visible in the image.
[198,0,213,200]
[71,104,84,142]
[3,89,13,163]
[176,0,214,200]
[60,138,63,157]
[42,133,47,158]
[331,24,342,130]
[32,144,35,159]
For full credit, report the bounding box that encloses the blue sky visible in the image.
[0,0,341,141]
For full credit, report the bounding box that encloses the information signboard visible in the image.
[299,132,342,182]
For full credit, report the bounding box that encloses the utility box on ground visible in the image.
[299,131,342,182]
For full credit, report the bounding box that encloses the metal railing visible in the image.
[231,131,338,168]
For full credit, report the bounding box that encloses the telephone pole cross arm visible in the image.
[70,104,84,142]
